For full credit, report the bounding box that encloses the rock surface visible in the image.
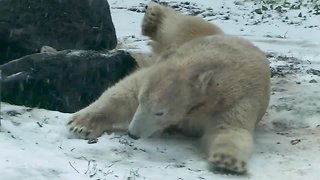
[0,50,137,113]
[0,0,117,64]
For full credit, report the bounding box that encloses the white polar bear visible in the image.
[67,2,271,175]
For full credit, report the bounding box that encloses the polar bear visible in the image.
[67,2,271,175]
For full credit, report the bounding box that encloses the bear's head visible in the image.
[128,65,193,139]
[128,62,216,139]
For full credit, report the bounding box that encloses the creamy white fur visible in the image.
[67,2,270,175]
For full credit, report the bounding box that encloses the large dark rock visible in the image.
[0,0,117,64]
[0,50,138,113]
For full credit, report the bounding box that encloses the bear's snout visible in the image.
[128,131,140,140]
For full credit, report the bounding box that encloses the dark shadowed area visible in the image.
[0,50,137,112]
[0,0,117,64]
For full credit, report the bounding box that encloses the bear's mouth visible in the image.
[128,131,140,140]
[156,121,173,128]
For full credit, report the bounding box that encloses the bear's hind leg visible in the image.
[142,2,164,39]
[142,2,179,54]
[142,2,223,54]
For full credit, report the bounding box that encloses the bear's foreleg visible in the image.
[201,98,260,175]
[202,126,254,175]
[66,69,148,139]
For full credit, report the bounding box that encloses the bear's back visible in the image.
[168,34,270,115]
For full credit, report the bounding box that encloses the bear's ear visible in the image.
[194,70,214,93]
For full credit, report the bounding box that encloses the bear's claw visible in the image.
[68,123,92,139]
[66,111,111,139]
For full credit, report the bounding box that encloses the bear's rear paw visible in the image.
[209,153,247,175]
[142,2,164,37]
[67,111,111,139]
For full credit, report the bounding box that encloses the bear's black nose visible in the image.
[128,132,140,140]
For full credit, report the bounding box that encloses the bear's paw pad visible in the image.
[209,153,247,175]
[142,2,163,36]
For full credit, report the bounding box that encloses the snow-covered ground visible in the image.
[1,0,320,179]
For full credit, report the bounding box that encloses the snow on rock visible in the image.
[1,0,320,179]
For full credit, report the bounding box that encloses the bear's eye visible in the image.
[154,112,164,116]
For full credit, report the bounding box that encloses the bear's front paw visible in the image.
[67,110,111,139]
[209,153,247,175]
[142,2,163,37]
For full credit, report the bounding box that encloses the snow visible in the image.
[67,50,87,56]
[1,0,320,179]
